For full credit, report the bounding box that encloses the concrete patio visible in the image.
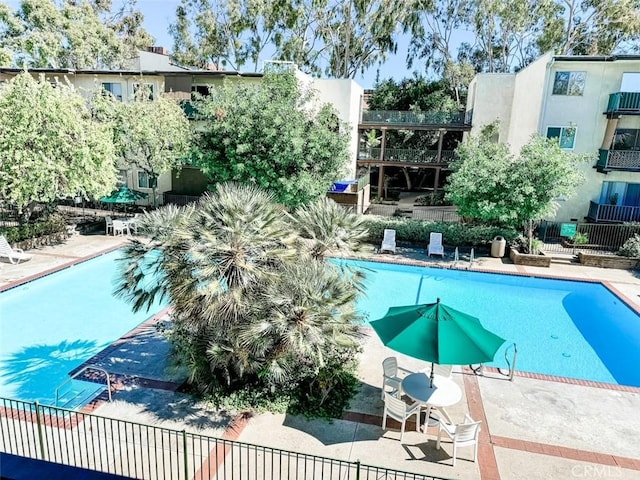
[1,233,639,479]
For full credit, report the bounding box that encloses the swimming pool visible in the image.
[342,259,640,387]
[0,250,166,406]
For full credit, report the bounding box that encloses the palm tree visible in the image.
[115,183,367,393]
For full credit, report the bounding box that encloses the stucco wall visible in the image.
[312,78,364,178]
[467,74,515,142]
[507,51,553,152]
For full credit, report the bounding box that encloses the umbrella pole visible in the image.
[430,362,435,388]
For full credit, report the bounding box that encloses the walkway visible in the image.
[1,235,639,479]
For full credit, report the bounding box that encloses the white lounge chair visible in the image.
[0,235,32,264]
[382,393,421,442]
[380,229,396,254]
[437,414,481,466]
[428,232,445,257]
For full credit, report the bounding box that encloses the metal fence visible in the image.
[538,221,640,254]
[0,397,447,480]
[365,204,461,223]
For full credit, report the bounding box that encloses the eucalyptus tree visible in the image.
[0,0,152,68]
[538,0,640,55]
[170,0,410,78]
[115,183,367,392]
[0,72,117,217]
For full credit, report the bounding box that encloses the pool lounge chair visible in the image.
[380,229,396,254]
[0,235,32,264]
[428,232,445,257]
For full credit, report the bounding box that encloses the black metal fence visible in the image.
[0,398,447,480]
[365,204,461,223]
[538,221,640,254]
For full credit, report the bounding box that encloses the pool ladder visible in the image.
[55,366,112,407]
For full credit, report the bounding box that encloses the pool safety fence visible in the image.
[0,397,448,480]
[538,221,640,254]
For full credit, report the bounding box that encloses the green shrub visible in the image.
[360,216,518,246]
[511,234,543,254]
[572,232,589,245]
[618,234,640,258]
[0,214,68,243]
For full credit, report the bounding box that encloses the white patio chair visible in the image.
[105,216,114,235]
[382,393,421,442]
[112,220,129,236]
[436,414,481,466]
[381,356,414,399]
[431,363,453,378]
[428,232,445,257]
[0,235,32,264]
[380,228,396,254]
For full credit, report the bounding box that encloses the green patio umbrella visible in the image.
[370,298,506,386]
[100,185,148,204]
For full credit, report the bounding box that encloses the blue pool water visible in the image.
[342,259,640,387]
[0,251,166,406]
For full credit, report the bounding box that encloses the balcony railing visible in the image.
[588,200,640,223]
[358,148,456,163]
[597,149,640,171]
[361,110,472,126]
[606,92,640,114]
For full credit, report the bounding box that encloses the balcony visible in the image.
[360,110,472,128]
[357,148,456,165]
[605,92,640,116]
[596,149,640,172]
[587,200,640,223]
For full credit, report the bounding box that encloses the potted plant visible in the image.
[509,235,551,267]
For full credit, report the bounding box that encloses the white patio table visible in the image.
[401,372,462,429]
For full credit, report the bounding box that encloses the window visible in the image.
[546,126,576,149]
[102,82,123,101]
[621,72,640,92]
[600,182,640,207]
[137,171,157,189]
[191,85,211,98]
[133,83,155,101]
[613,129,640,150]
[552,71,586,96]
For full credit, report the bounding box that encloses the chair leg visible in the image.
[436,426,442,449]
[473,442,478,463]
[400,419,405,443]
[382,411,387,430]
[452,443,457,467]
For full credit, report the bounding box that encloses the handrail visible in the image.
[55,366,112,407]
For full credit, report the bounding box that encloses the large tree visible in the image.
[0,72,117,216]
[115,183,367,393]
[170,0,409,78]
[0,0,153,68]
[192,71,350,208]
[105,87,192,207]
[446,133,588,245]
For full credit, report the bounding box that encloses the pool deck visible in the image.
[1,235,640,479]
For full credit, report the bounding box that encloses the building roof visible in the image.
[553,54,640,62]
[0,67,263,78]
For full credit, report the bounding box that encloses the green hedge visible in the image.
[361,216,518,246]
[0,214,68,244]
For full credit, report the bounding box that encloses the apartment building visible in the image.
[467,52,640,223]
[0,50,363,205]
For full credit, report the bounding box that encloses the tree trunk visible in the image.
[402,167,412,190]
